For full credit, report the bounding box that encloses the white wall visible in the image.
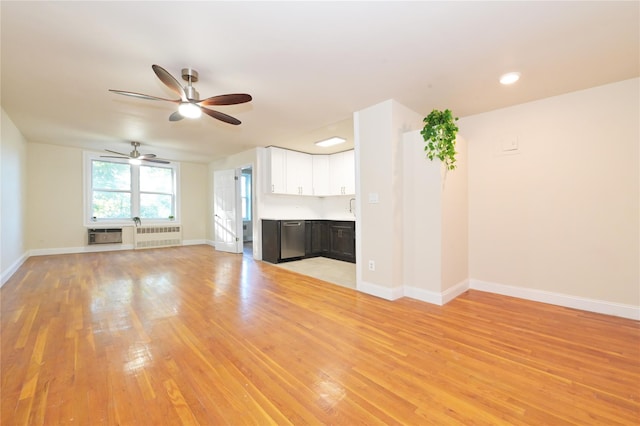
[464,78,639,316]
[441,134,469,293]
[321,195,357,220]
[257,193,355,221]
[402,131,442,298]
[24,143,208,253]
[259,192,324,220]
[180,162,209,244]
[1,109,28,285]
[27,143,86,250]
[401,129,468,304]
[355,100,423,299]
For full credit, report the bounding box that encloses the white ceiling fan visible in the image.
[101,141,169,164]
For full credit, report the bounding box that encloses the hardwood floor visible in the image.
[1,245,639,425]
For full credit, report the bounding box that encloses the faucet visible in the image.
[349,198,356,214]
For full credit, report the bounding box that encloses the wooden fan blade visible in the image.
[108,89,179,103]
[201,107,241,125]
[169,111,184,122]
[152,65,187,101]
[142,158,170,164]
[197,93,252,106]
[104,149,129,156]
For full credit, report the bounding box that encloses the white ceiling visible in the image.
[1,1,638,163]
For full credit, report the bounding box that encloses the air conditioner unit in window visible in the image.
[88,228,123,245]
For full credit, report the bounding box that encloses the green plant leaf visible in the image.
[421,108,459,170]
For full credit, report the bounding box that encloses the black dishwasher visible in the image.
[280,221,306,260]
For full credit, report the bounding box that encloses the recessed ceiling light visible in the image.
[315,136,346,147]
[500,72,521,85]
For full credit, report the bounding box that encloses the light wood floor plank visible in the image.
[1,245,639,425]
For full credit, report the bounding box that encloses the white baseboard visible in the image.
[404,279,469,306]
[29,240,214,256]
[357,280,404,301]
[442,279,470,304]
[1,251,29,287]
[183,239,207,246]
[470,279,640,321]
[403,286,444,305]
[378,277,638,321]
[29,244,135,257]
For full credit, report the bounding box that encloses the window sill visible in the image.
[86,221,181,228]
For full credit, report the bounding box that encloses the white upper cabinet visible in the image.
[266,147,313,195]
[312,155,330,196]
[329,150,355,195]
[342,149,355,195]
[266,147,287,194]
[286,150,313,195]
[266,147,354,196]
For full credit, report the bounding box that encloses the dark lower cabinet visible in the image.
[306,220,329,256]
[264,219,355,264]
[262,220,280,263]
[328,222,355,262]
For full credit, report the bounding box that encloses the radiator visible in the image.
[134,226,182,249]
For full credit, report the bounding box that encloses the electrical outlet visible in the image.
[368,260,375,271]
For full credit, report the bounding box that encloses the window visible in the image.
[139,165,174,219]
[84,153,179,224]
[91,160,132,219]
[241,171,251,221]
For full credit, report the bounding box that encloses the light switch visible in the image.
[501,137,519,151]
[368,192,379,203]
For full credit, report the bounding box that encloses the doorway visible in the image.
[241,166,254,257]
[213,168,242,253]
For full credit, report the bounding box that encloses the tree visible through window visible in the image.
[140,165,174,219]
[86,154,179,223]
[91,160,132,219]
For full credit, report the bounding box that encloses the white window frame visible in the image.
[83,151,180,226]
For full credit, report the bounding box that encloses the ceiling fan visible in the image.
[109,64,252,125]
[101,142,169,164]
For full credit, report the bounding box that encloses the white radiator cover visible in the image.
[134,226,182,249]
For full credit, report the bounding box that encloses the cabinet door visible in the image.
[341,150,355,195]
[261,220,280,263]
[328,152,346,195]
[329,222,355,262]
[328,150,355,195]
[312,155,330,196]
[308,221,324,255]
[267,147,287,194]
[286,150,313,195]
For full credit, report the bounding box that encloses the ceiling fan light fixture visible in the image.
[129,158,142,165]
[500,72,521,85]
[110,65,251,125]
[178,102,202,119]
[315,136,346,147]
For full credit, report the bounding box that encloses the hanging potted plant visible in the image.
[420,109,459,170]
